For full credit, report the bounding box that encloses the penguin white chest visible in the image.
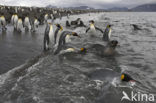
[0,16,6,25]
[14,16,18,24]
[17,20,23,29]
[65,35,71,43]
[25,18,30,26]
[56,30,62,43]
[89,25,96,36]
[17,20,23,32]
[14,15,18,28]
[34,19,39,28]
[49,25,54,42]
[11,15,15,24]
[108,28,112,39]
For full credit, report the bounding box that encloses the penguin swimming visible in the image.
[58,47,87,58]
[43,22,54,51]
[17,17,23,32]
[54,24,63,45]
[121,73,135,82]
[54,31,80,54]
[0,14,7,31]
[103,24,112,41]
[131,24,142,30]
[86,20,103,37]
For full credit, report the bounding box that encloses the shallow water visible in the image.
[0,12,156,103]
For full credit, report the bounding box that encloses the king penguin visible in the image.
[43,22,54,51]
[11,14,15,25]
[17,17,23,32]
[0,14,7,31]
[86,20,103,37]
[54,24,63,45]
[24,15,31,31]
[54,31,81,54]
[31,17,39,32]
[13,14,18,30]
[44,13,48,24]
[103,24,112,41]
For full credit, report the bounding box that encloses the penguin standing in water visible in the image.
[0,14,7,31]
[54,31,81,54]
[54,24,63,45]
[43,22,54,51]
[67,13,70,19]
[59,12,62,20]
[17,17,23,32]
[50,14,55,23]
[24,15,31,31]
[31,17,39,32]
[86,20,103,37]
[11,14,15,25]
[44,14,48,24]
[48,23,54,44]
[13,14,18,30]
[103,24,112,41]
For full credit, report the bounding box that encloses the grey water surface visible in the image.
[0,12,156,103]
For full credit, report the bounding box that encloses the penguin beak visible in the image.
[72,32,81,38]
[60,26,63,30]
[121,74,124,81]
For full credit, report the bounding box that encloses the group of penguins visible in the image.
[43,16,139,84]
[0,10,138,84]
[0,13,40,32]
[43,17,116,55]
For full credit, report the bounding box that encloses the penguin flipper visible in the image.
[86,27,90,33]
[95,27,104,34]
[103,29,109,41]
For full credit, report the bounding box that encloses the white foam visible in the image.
[94,79,104,90]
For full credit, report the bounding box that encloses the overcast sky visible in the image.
[1,0,156,9]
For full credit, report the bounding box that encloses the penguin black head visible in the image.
[107,24,112,28]
[72,32,81,38]
[121,73,134,82]
[80,48,87,53]
[109,40,118,48]
[55,24,63,30]
[89,20,94,24]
